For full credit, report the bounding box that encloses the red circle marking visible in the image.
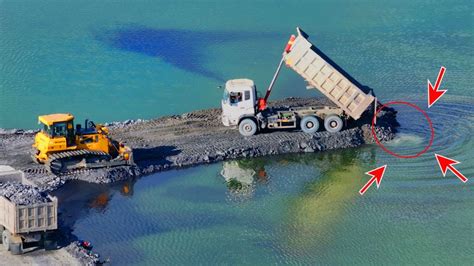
[371,101,434,159]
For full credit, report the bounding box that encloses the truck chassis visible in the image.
[239,106,345,136]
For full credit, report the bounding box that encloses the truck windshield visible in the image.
[51,122,68,137]
[42,124,52,136]
[222,90,229,103]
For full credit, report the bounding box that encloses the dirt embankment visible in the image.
[0,97,397,190]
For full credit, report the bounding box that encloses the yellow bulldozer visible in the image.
[31,113,134,174]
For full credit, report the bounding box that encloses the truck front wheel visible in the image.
[239,119,258,136]
[300,116,320,134]
[324,115,343,133]
[10,242,23,255]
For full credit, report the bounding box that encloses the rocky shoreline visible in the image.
[1,97,397,191]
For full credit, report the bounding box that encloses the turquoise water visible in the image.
[2,0,473,264]
[1,0,472,128]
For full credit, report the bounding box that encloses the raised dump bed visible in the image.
[283,28,375,120]
[0,165,58,255]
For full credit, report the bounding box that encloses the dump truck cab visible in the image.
[221,79,257,127]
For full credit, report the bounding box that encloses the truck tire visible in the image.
[2,230,10,251]
[239,119,257,136]
[44,239,57,251]
[324,115,343,133]
[10,242,23,255]
[0,226,4,244]
[43,231,58,250]
[300,116,319,134]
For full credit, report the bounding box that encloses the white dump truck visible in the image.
[221,27,376,136]
[0,165,58,255]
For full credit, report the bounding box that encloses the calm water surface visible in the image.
[2,0,473,264]
[1,0,472,128]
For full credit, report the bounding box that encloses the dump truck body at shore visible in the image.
[1,166,58,254]
[0,196,58,235]
[283,28,375,120]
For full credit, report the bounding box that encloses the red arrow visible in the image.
[435,154,468,183]
[428,66,447,107]
[359,165,387,195]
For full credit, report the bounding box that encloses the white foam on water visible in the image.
[386,133,425,146]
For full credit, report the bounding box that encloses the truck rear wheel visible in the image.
[2,230,10,251]
[324,115,343,133]
[300,116,320,134]
[44,239,57,251]
[239,119,257,136]
[0,226,4,244]
[43,232,58,250]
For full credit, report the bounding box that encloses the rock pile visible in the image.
[65,241,101,265]
[0,182,49,205]
[104,118,147,128]
[0,128,38,135]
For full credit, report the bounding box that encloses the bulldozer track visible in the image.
[23,166,95,176]
[23,167,49,175]
[46,150,112,175]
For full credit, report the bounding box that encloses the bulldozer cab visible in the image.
[221,79,257,126]
[38,113,75,147]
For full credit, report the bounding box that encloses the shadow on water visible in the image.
[132,145,181,168]
[53,176,241,264]
[52,179,146,264]
[95,25,282,81]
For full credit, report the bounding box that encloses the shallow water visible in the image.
[2,0,473,264]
